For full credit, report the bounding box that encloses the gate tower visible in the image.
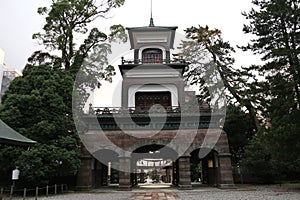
[77,18,235,190]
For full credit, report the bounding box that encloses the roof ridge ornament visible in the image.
[149,0,155,27]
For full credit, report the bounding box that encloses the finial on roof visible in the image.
[149,0,154,27]
[149,17,154,27]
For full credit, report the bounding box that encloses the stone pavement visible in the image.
[128,192,180,200]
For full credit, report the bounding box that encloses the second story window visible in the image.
[135,91,171,110]
[142,48,163,63]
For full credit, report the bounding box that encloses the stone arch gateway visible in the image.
[76,19,235,190]
[78,127,234,190]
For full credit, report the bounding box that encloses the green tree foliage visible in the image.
[0,66,81,186]
[242,132,279,183]
[33,0,126,71]
[190,162,202,182]
[241,0,300,182]
[243,110,300,183]
[180,25,260,130]
[32,0,127,105]
[0,0,127,187]
[242,0,300,114]
[223,104,256,165]
[267,111,300,180]
[0,146,23,185]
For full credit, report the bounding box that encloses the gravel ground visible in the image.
[38,192,132,200]
[177,189,300,200]
[6,192,132,200]
[5,186,300,200]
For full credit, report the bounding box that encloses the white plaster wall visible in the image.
[124,68,180,78]
[128,84,178,108]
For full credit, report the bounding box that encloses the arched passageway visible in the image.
[190,148,219,186]
[131,145,178,188]
[77,130,235,190]
[90,145,234,190]
[92,149,119,188]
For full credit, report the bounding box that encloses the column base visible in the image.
[118,185,132,191]
[218,184,236,189]
[178,184,192,190]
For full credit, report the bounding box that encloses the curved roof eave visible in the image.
[126,26,178,31]
[0,120,37,146]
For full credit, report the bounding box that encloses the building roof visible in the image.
[126,24,178,50]
[126,26,178,31]
[0,119,36,146]
[126,17,178,32]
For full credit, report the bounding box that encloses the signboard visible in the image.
[12,168,20,180]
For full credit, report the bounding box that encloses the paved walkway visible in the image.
[129,192,180,200]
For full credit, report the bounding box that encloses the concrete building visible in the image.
[0,48,4,66]
[0,55,22,104]
[77,19,235,190]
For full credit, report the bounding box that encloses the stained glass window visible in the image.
[142,48,163,63]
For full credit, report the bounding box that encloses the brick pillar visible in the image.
[118,157,132,190]
[76,154,93,190]
[178,156,192,190]
[218,153,235,189]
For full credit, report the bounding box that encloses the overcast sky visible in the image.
[0,0,258,71]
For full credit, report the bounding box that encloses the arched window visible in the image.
[142,48,163,63]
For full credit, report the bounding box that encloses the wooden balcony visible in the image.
[83,105,223,131]
[121,57,186,65]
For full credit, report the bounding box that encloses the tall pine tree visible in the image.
[180,25,259,130]
[242,0,300,182]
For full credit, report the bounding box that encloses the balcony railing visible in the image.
[121,57,186,65]
[88,105,211,116]
[83,105,224,130]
